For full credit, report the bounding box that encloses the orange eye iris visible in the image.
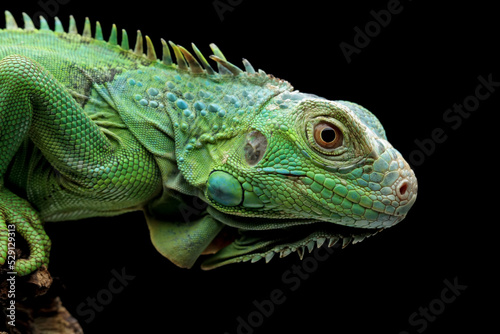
[313,122,343,149]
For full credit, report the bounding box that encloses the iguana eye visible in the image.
[313,122,343,149]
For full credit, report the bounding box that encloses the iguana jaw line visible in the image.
[200,222,384,269]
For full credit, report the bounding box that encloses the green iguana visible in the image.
[0,11,417,276]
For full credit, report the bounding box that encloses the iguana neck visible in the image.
[161,71,291,189]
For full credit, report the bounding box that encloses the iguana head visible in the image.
[200,92,417,268]
[115,38,417,269]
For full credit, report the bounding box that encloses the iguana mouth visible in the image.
[200,222,382,269]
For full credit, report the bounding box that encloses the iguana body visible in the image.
[0,12,417,276]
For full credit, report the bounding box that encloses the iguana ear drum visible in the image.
[244,131,267,166]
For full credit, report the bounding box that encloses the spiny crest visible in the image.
[3,11,291,89]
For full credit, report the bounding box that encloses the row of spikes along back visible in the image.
[2,10,281,81]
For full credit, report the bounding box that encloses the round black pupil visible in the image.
[321,128,336,143]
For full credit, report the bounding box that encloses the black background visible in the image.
[3,0,497,333]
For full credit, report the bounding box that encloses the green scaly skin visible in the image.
[0,12,417,276]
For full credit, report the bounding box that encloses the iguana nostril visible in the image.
[396,180,409,200]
